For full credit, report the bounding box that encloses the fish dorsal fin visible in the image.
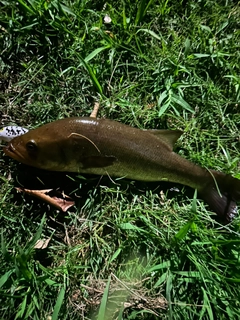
[144,129,183,149]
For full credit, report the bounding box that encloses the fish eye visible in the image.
[26,140,37,152]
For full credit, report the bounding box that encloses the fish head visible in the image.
[3,130,69,171]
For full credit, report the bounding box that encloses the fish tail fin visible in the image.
[199,170,240,222]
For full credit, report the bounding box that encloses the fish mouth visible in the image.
[3,142,25,161]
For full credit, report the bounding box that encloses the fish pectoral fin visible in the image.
[144,129,183,149]
[81,155,117,169]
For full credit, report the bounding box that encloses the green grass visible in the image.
[1,0,240,319]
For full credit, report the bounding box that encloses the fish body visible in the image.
[4,117,240,221]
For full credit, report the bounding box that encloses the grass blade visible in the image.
[166,271,173,320]
[0,270,14,288]
[201,287,214,320]
[17,0,36,15]
[97,276,111,320]
[52,287,65,320]
[25,214,45,255]
[135,0,147,25]
[76,53,103,96]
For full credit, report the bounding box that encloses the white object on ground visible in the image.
[104,14,111,23]
[0,126,29,142]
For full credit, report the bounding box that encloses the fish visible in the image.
[0,126,29,142]
[3,117,240,221]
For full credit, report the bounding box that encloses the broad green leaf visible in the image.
[118,223,146,233]
[174,221,192,241]
[137,28,163,41]
[45,278,58,286]
[109,247,122,263]
[200,25,212,33]
[59,3,76,17]
[85,46,110,63]
[171,93,193,112]
[158,101,171,117]
[193,53,210,58]
[158,91,168,106]
[184,38,191,56]
[191,189,198,214]
[216,21,229,34]
[15,252,32,281]
[153,271,168,288]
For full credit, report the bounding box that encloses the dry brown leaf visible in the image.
[16,188,75,211]
[90,102,100,118]
[34,238,51,249]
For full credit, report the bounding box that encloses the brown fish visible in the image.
[4,117,240,221]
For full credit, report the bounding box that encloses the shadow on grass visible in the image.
[9,162,195,214]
